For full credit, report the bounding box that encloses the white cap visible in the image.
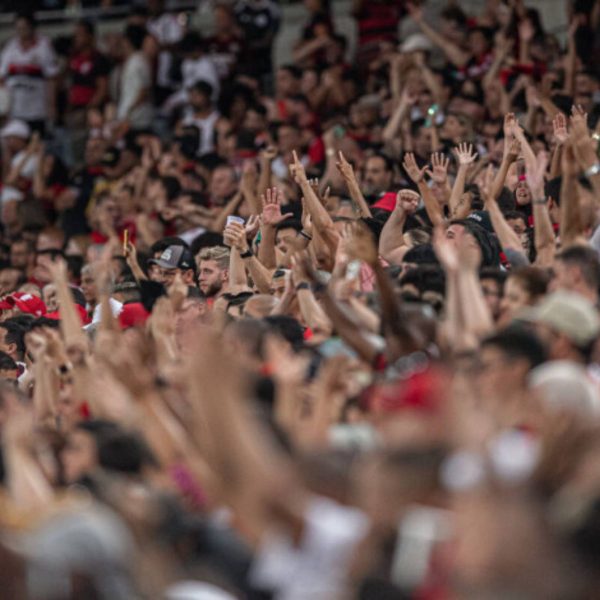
[400,33,434,53]
[0,119,30,140]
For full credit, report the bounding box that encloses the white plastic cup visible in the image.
[226,216,245,226]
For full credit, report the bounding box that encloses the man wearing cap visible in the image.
[0,120,38,204]
[522,291,600,365]
[149,245,197,289]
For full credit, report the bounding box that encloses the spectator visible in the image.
[0,11,58,134]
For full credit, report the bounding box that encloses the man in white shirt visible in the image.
[162,31,219,116]
[117,25,154,130]
[0,12,59,134]
[182,80,221,156]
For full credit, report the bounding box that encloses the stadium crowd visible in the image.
[1,0,600,597]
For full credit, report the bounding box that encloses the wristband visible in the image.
[240,248,253,259]
[299,230,312,241]
[295,282,310,292]
[533,198,547,205]
[585,163,600,178]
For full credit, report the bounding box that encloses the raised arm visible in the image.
[407,2,470,67]
[449,144,478,219]
[335,151,372,218]
[403,152,445,226]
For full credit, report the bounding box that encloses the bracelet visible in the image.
[239,248,253,259]
[585,163,600,178]
[533,198,547,205]
[295,282,310,292]
[299,230,312,241]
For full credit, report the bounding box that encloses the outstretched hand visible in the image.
[402,152,427,183]
[261,187,293,227]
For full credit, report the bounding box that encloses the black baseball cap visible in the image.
[149,245,195,271]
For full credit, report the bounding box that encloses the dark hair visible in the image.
[451,219,501,267]
[160,176,182,202]
[75,419,120,439]
[16,11,36,27]
[0,350,17,373]
[509,266,550,301]
[124,24,147,51]
[190,79,214,99]
[279,64,302,79]
[480,267,508,288]
[275,219,303,234]
[403,244,439,266]
[0,321,25,360]
[263,315,305,351]
[28,317,61,331]
[482,325,547,370]
[503,210,528,227]
[368,152,394,172]
[98,430,156,474]
[556,246,600,292]
[179,30,203,54]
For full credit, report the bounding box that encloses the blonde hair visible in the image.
[197,246,230,270]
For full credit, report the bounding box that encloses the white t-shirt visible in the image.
[182,56,220,99]
[0,36,59,121]
[117,52,153,128]
[183,110,220,155]
[249,496,369,600]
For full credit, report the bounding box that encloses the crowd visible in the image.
[1,0,600,597]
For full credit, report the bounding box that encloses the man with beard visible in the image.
[197,246,230,302]
[362,153,394,204]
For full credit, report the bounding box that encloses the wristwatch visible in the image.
[240,248,253,259]
[585,163,600,178]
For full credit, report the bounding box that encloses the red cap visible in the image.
[0,292,46,316]
[46,304,90,325]
[372,192,397,212]
[118,302,150,329]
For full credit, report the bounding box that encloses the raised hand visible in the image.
[505,137,521,163]
[261,187,293,227]
[224,221,249,252]
[433,225,459,274]
[479,165,496,202]
[335,151,356,181]
[402,152,427,183]
[570,104,589,138]
[426,153,449,185]
[289,150,307,184]
[244,214,260,238]
[503,112,517,138]
[552,113,569,145]
[526,151,549,198]
[260,145,278,162]
[395,189,420,214]
[454,143,478,166]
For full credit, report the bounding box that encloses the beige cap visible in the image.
[520,291,600,346]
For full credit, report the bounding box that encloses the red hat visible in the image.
[46,304,90,326]
[118,302,150,329]
[372,192,397,212]
[0,292,46,316]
